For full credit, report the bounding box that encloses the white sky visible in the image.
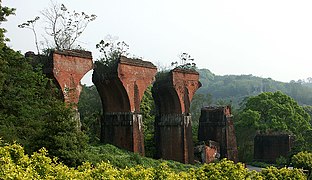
[2,0,312,85]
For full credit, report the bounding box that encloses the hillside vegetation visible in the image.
[197,68,312,107]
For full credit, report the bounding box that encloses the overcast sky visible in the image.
[2,0,312,85]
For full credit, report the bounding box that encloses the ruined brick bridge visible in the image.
[27,49,207,164]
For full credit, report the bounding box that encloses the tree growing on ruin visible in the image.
[41,2,96,50]
[171,52,196,70]
[18,16,40,54]
[19,1,96,51]
[96,35,129,66]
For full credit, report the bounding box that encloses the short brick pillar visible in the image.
[92,56,157,155]
[198,106,239,163]
[254,134,294,163]
[152,68,201,164]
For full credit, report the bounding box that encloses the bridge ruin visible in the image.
[26,50,221,164]
[198,106,239,163]
[26,50,93,109]
[92,56,157,155]
[152,68,201,163]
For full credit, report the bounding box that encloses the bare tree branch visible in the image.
[18,16,40,54]
[41,1,96,50]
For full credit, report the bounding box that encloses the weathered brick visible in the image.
[93,56,157,155]
[25,50,93,109]
[198,106,239,163]
[52,50,93,109]
[254,134,294,163]
[152,68,201,164]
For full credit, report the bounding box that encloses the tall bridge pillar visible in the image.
[25,50,93,130]
[26,50,93,109]
[52,50,93,109]
[152,68,201,164]
[92,56,157,155]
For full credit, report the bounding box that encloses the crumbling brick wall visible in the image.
[194,141,220,163]
[198,106,239,163]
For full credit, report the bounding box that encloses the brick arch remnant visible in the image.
[152,68,201,164]
[92,56,157,155]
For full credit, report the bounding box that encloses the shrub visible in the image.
[0,142,307,179]
[292,151,312,178]
[260,166,306,180]
[292,151,312,171]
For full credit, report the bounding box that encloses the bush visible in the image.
[292,151,312,178]
[276,156,289,167]
[260,166,306,180]
[0,142,307,179]
[292,151,312,171]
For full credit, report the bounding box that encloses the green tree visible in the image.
[36,107,89,167]
[0,3,15,93]
[140,85,156,157]
[235,110,261,162]
[303,105,312,125]
[235,91,312,161]
[0,2,88,166]
[0,48,88,166]
[242,91,310,134]
[190,93,213,143]
[78,85,102,143]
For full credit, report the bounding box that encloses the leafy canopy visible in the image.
[238,91,311,134]
[235,91,312,161]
